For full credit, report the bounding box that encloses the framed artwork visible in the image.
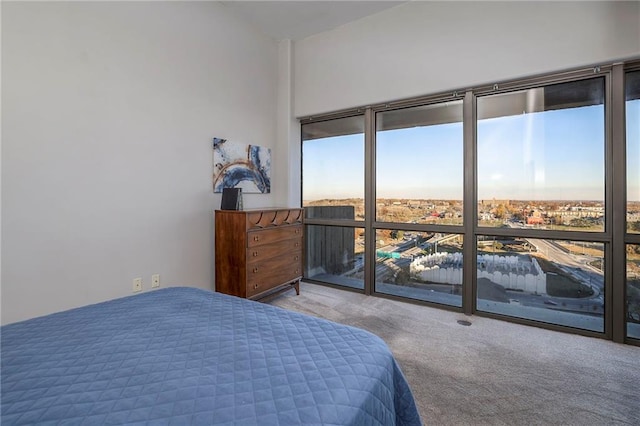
[212,137,271,194]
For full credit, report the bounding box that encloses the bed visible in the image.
[1,287,421,425]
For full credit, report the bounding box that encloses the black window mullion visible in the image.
[464,90,477,315]
[611,64,626,342]
[364,108,375,296]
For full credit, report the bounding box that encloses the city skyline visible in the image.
[303,100,640,202]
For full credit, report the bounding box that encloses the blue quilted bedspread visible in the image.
[1,287,421,425]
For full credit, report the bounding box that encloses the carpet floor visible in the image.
[270,282,640,425]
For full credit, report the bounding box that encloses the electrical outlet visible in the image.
[151,274,160,288]
[133,278,142,292]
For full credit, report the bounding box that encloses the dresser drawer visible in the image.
[247,247,301,277]
[247,225,302,248]
[247,238,302,263]
[247,263,302,298]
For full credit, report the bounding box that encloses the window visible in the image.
[302,116,365,290]
[376,102,463,225]
[372,100,464,306]
[477,79,605,232]
[304,225,364,290]
[477,236,604,332]
[302,116,365,221]
[375,230,463,306]
[475,78,606,332]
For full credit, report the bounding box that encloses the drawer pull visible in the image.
[252,267,259,273]
[294,255,299,261]
[294,229,301,234]
[253,235,260,241]
[254,284,260,289]
[252,252,259,257]
[294,242,300,247]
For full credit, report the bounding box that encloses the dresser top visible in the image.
[216,208,303,228]
[215,207,302,213]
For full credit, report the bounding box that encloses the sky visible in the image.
[303,100,640,202]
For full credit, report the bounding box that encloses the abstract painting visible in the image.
[213,137,271,193]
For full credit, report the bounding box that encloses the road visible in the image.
[526,238,604,298]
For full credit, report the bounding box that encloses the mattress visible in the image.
[1,287,421,425]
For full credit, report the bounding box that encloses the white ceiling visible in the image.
[219,1,408,41]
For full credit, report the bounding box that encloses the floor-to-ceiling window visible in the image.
[476,78,606,332]
[301,115,365,290]
[374,101,464,306]
[626,70,640,340]
[300,61,639,344]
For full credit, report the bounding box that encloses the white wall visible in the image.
[294,1,640,117]
[276,39,302,208]
[1,1,278,324]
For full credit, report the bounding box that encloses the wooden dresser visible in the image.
[215,208,303,300]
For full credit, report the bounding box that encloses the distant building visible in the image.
[481,199,510,207]
[479,212,494,221]
[526,209,544,225]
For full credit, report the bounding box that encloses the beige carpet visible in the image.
[270,282,640,425]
